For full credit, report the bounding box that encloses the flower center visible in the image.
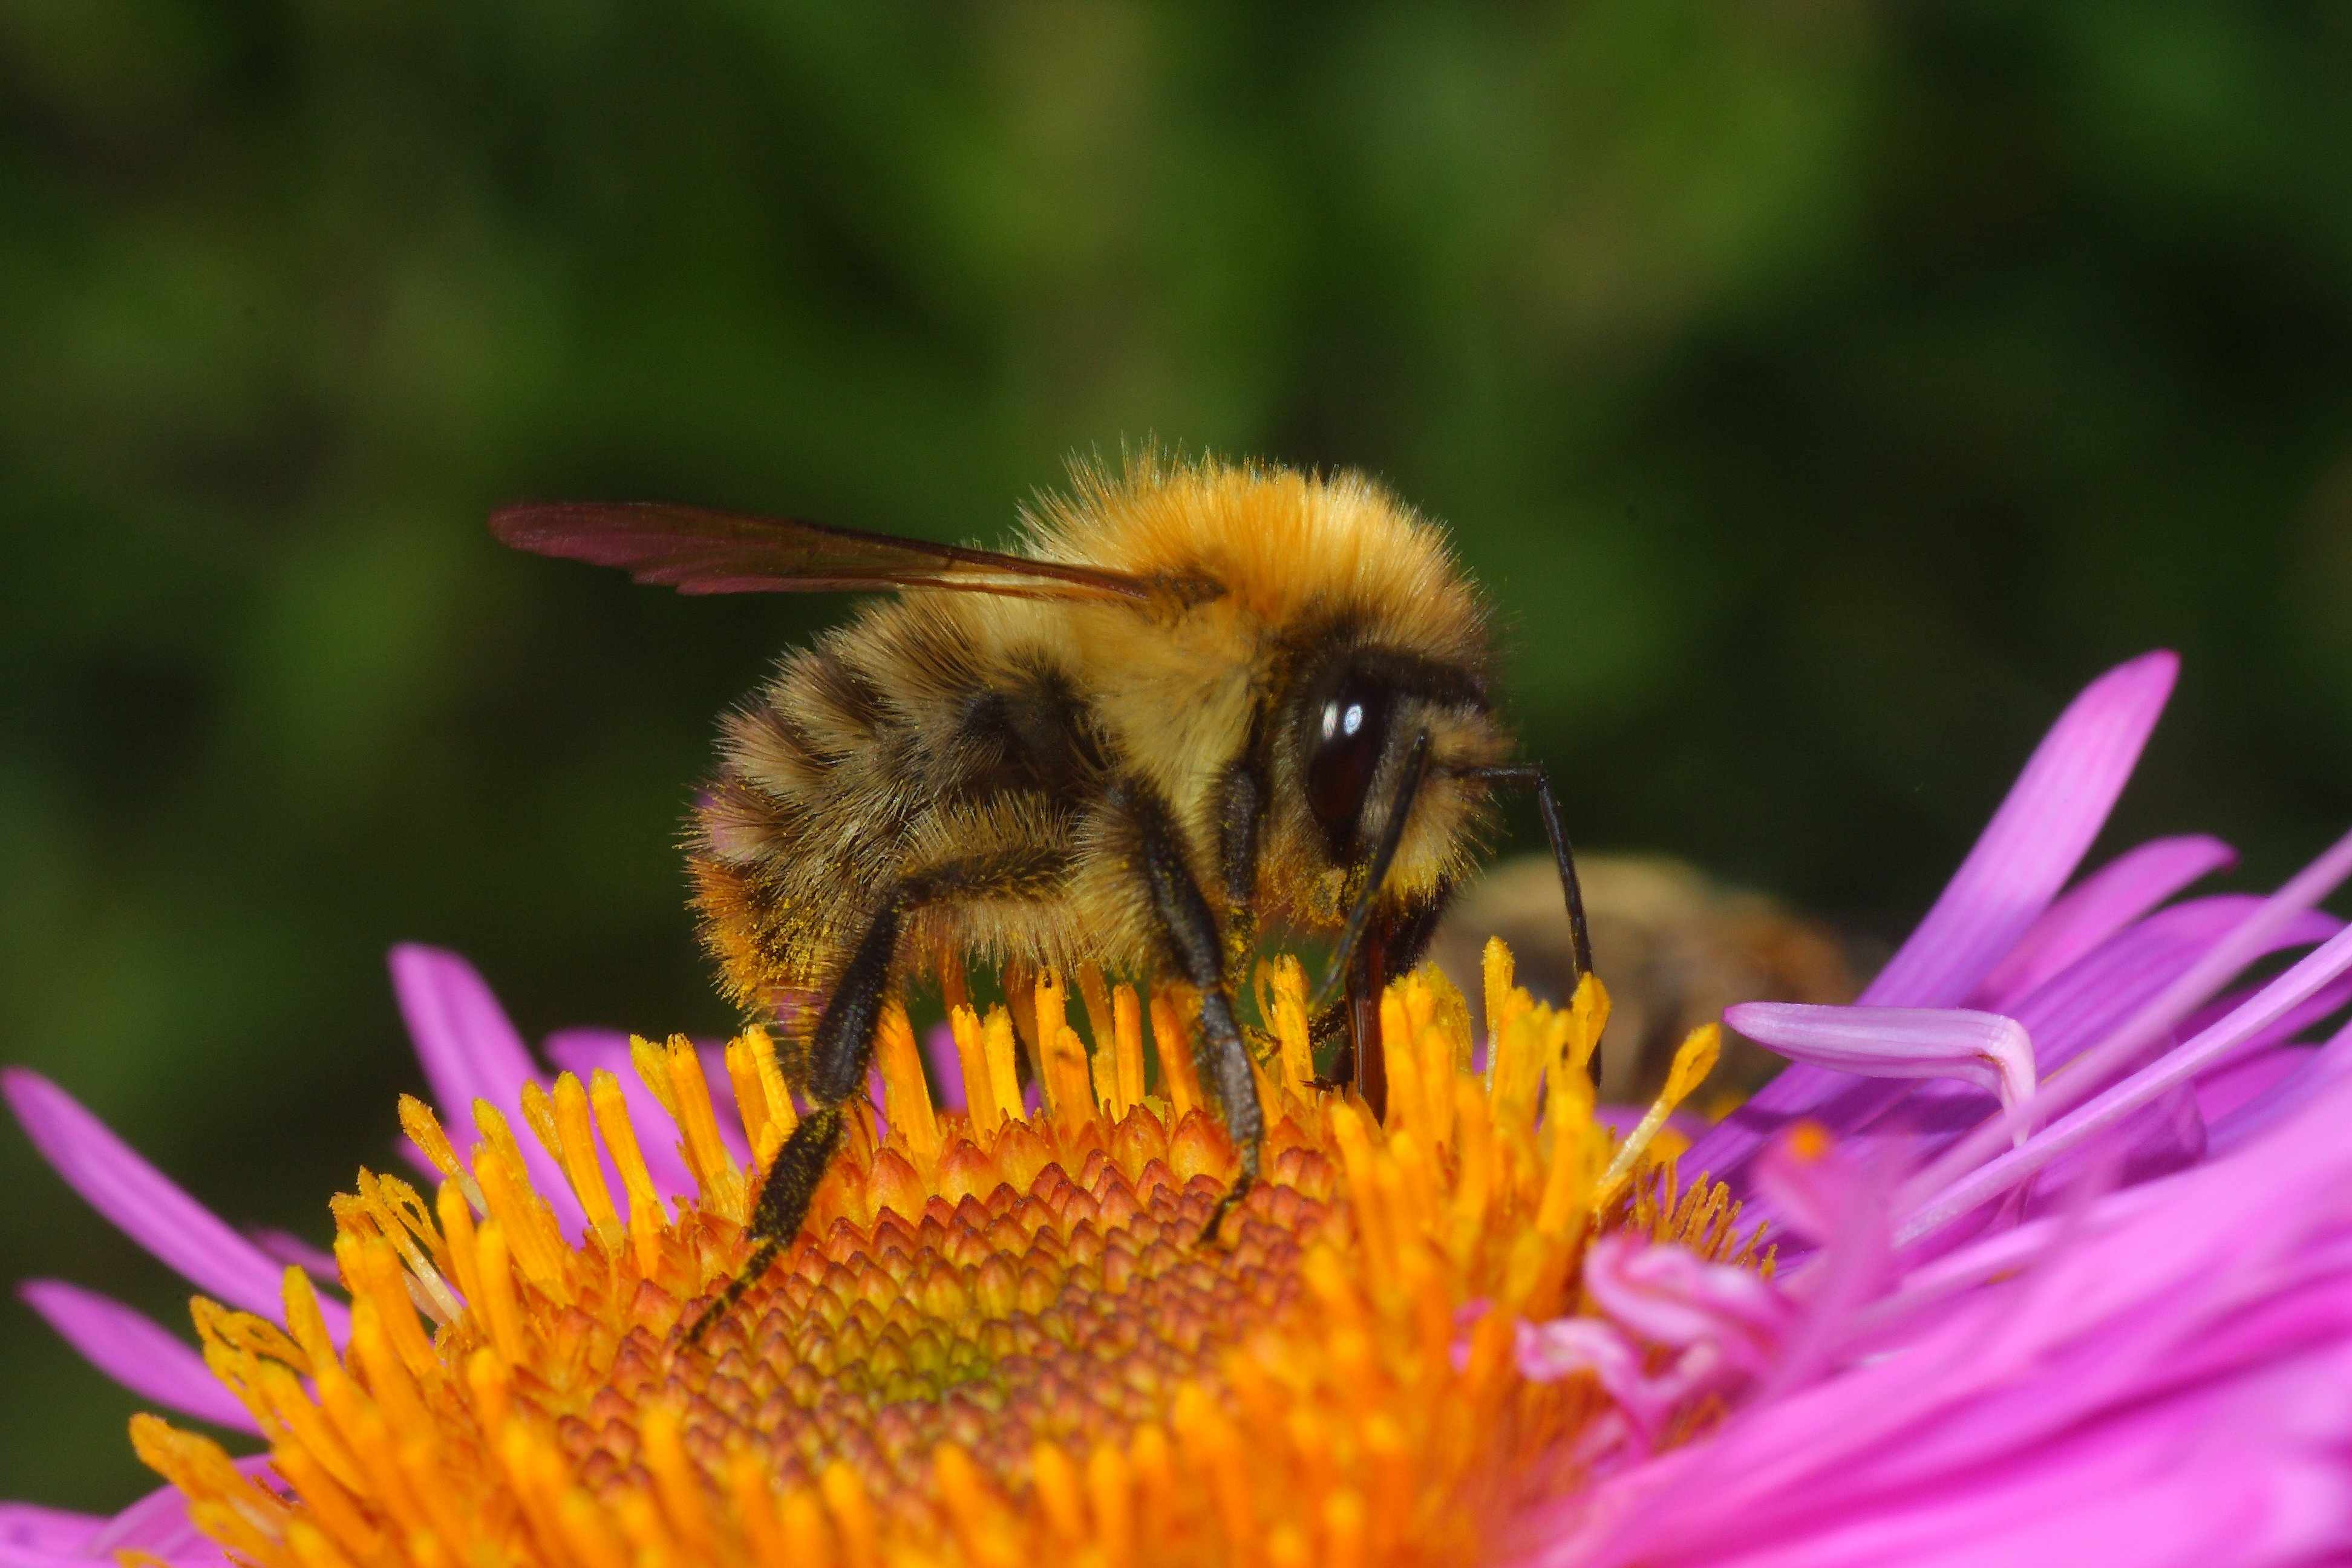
[134,947,1763,1567]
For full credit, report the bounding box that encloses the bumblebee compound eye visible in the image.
[1307,674,1395,860]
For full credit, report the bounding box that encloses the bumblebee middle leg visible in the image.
[681,848,1065,1345]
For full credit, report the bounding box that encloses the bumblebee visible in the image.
[492,454,1589,1339]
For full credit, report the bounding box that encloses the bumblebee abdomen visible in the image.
[688,593,1127,1019]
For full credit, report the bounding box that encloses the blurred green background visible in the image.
[5,0,2351,1509]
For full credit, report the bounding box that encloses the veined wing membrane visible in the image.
[489,501,1151,601]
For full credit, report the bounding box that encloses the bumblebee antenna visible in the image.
[1453,762,1594,981]
[1450,762,1601,1085]
[1311,731,1432,1011]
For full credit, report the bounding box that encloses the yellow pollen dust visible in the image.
[137,942,1765,1568]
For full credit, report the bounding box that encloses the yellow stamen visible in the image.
[946,1005,999,1140]
[876,1000,939,1168]
[542,1073,624,1247]
[1267,956,1315,1098]
[139,946,1765,1568]
[653,1034,749,1223]
[1598,1022,1722,1204]
[1111,983,1146,1117]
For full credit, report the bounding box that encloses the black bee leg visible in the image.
[1210,743,1270,997]
[1119,780,1263,1243]
[1304,888,1452,1116]
[680,897,904,1346]
[681,1105,846,1346]
[681,846,1068,1347]
[1193,986,1263,1243]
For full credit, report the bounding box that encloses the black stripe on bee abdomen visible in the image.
[950,665,1113,809]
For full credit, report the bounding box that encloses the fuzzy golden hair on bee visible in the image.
[489,451,1592,1342]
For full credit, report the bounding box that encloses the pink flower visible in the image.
[10,648,2351,1565]
[1505,651,2352,1564]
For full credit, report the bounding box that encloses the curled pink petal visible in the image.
[1975,833,2234,1007]
[17,1282,260,1434]
[1795,898,2344,1200]
[1725,1004,2034,1125]
[1,1070,339,1334]
[1516,1315,1642,1385]
[1581,1235,1795,1372]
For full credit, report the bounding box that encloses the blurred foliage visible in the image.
[4,0,2350,1509]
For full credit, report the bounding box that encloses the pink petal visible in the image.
[1863,650,2178,1009]
[83,1459,280,1563]
[538,1033,759,1189]
[245,1227,340,1282]
[1747,1132,1895,1396]
[2172,970,2352,1071]
[1901,894,2352,1241]
[388,946,586,1238]
[1534,1074,2352,1568]
[17,1282,259,1434]
[924,1022,966,1113]
[2010,897,2338,1074]
[2018,1083,2206,1220]
[1723,1005,2034,1123]
[1910,823,2352,1201]
[2200,1011,2352,1157]
[0,1541,105,1567]
[0,1506,100,1554]
[1974,833,2235,1007]
[1516,1315,1643,1387]
[1690,652,2177,1181]
[1,1070,339,1335]
[1775,899,2344,1207]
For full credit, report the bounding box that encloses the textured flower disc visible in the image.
[137,949,1763,1568]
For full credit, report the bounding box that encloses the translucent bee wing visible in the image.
[489,501,1152,602]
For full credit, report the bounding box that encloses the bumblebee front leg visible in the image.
[1312,886,1451,1119]
[1120,780,1263,1243]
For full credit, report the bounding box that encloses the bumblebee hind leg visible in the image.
[679,848,1068,1347]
